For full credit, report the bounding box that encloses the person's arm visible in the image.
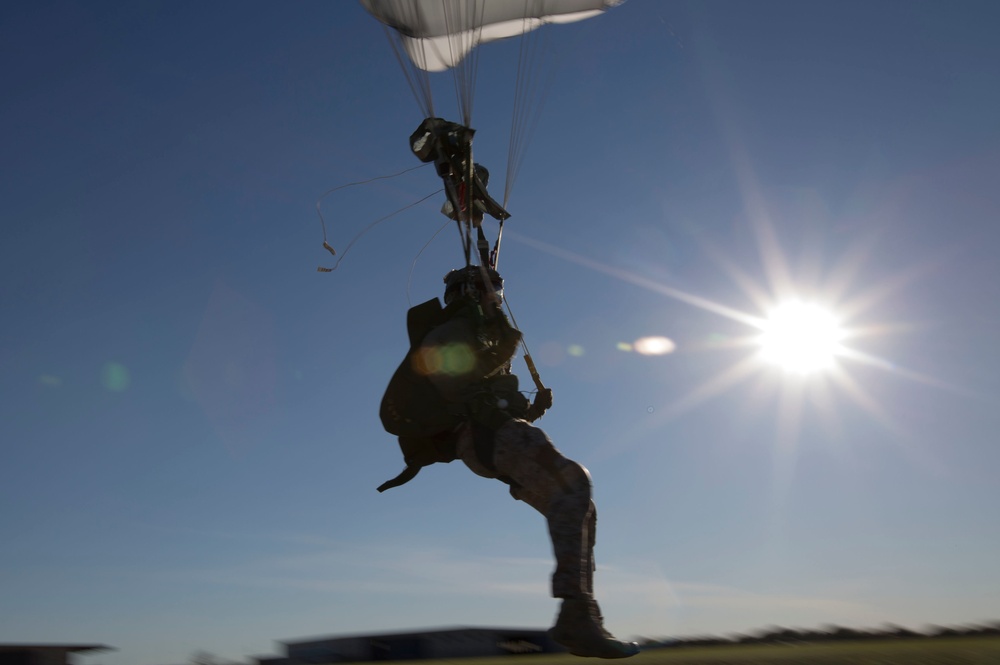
[525,388,553,422]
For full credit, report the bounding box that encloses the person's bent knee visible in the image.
[560,459,592,498]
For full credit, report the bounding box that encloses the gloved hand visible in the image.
[533,388,553,412]
[526,388,553,421]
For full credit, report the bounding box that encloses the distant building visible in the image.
[0,644,113,665]
[255,627,564,664]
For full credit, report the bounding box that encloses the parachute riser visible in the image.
[462,144,476,266]
[490,218,505,271]
[499,294,546,392]
[523,351,546,393]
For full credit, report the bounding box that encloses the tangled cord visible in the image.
[315,163,436,272]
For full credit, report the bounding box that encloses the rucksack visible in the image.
[379,298,463,438]
[377,298,465,492]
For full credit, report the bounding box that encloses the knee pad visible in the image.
[560,460,593,499]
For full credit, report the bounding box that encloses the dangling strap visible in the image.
[377,464,421,493]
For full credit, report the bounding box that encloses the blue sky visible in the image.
[2,1,1000,664]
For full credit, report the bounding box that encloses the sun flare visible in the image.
[758,301,844,374]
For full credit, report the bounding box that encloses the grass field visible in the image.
[400,637,1000,665]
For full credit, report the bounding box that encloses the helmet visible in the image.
[443,266,503,304]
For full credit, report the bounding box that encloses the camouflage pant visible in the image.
[457,419,596,599]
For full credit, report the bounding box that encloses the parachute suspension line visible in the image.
[495,2,549,269]
[381,24,434,118]
[442,1,465,124]
[504,6,533,208]
[494,4,538,268]
[406,217,452,308]
[316,187,441,273]
[463,0,485,127]
[441,0,484,127]
[504,3,554,210]
[501,293,546,392]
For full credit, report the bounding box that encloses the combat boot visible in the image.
[548,595,639,659]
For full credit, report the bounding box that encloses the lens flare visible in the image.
[413,344,475,376]
[634,336,676,356]
[101,362,132,393]
[101,362,131,392]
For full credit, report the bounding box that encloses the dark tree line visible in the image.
[639,620,1000,649]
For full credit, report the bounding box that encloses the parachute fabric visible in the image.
[360,0,624,72]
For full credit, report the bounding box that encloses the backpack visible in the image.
[377,298,465,492]
[379,298,463,438]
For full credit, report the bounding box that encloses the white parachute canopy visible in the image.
[360,0,624,72]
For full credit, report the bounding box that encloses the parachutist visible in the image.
[379,267,639,659]
[360,1,632,655]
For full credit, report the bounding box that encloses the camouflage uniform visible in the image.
[380,279,638,658]
[456,419,596,599]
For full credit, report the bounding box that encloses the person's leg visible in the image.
[482,420,639,659]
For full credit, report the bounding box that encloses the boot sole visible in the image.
[548,628,639,659]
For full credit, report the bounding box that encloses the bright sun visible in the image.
[758,301,845,374]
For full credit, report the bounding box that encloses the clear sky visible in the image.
[3,2,1000,664]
